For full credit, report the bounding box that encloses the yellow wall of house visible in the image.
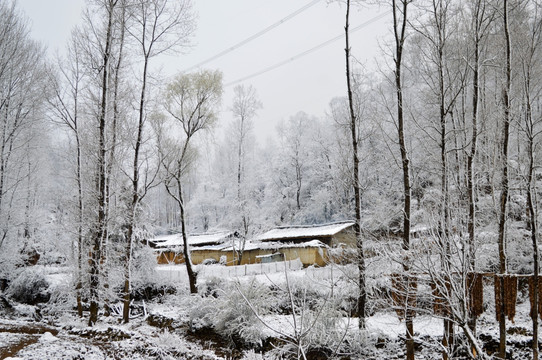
[156,251,185,265]
[196,247,328,267]
[158,247,329,267]
[190,249,231,264]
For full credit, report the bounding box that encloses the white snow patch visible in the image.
[40,331,57,342]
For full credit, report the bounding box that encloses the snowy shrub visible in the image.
[188,295,217,330]
[0,241,25,281]
[411,208,428,226]
[509,194,526,221]
[189,283,270,347]
[277,274,332,313]
[476,196,498,228]
[146,330,184,360]
[507,226,532,274]
[212,278,272,347]
[197,275,225,297]
[271,277,363,358]
[44,277,76,316]
[476,233,498,272]
[302,297,349,349]
[7,268,50,304]
[144,329,217,360]
[241,349,264,360]
[131,245,159,288]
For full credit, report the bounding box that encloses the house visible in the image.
[255,221,356,248]
[152,231,235,265]
[152,221,356,267]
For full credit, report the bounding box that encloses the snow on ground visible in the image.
[14,332,108,360]
[2,262,541,359]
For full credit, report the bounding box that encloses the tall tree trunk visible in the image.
[393,1,414,358]
[75,131,84,317]
[237,122,245,265]
[467,0,482,340]
[178,178,197,293]
[0,102,10,248]
[103,6,125,317]
[237,125,243,200]
[526,98,539,360]
[162,139,198,294]
[522,31,539,358]
[122,2,148,323]
[345,0,365,329]
[122,63,147,321]
[497,0,511,357]
[433,1,454,356]
[89,0,116,327]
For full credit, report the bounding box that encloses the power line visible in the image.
[184,0,321,72]
[224,10,391,87]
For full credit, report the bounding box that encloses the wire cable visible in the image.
[224,10,391,87]
[184,0,321,72]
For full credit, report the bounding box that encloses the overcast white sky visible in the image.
[18,0,388,141]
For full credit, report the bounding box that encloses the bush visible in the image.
[189,295,217,331]
[7,268,50,304]
[131,283,176,302]
[197,275,225,297]
[212,279,272,348]
[189,278,272,348]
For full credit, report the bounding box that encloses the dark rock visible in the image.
[306,347,332,360]
[130,284,176,302]
[146,313,174,330]
[70,327,131,341]
[0,295,13,313]
[0,278,10,291]
[23,249,40,266]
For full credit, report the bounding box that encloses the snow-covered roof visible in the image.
[151,231,234,249]
[255,221,355,242]
[220,239,327,252]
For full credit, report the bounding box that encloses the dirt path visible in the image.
[0,322,59,359]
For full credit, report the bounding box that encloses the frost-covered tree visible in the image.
[230,84,261,263]
[47,30,88,316]
[75,0,127,326]
[121,0,195,324]
[156,69,222,293]
[0,1,49,273]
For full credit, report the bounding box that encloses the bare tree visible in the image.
[230,84,261,264]
[497,0,512,357]
[157,69,222,293]
[82,0,123,326]
[465,0,493,340]
[391,0,414,358]
[47,31,87,317]
[517,1,542,357]
[121,0,195,324]
[410,1,468,356]
[344,0,366,329]
[0,1,46,252]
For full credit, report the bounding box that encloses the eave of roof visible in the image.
[256,221,355,242]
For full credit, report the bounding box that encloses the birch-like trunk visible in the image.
[344,0,365,329]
